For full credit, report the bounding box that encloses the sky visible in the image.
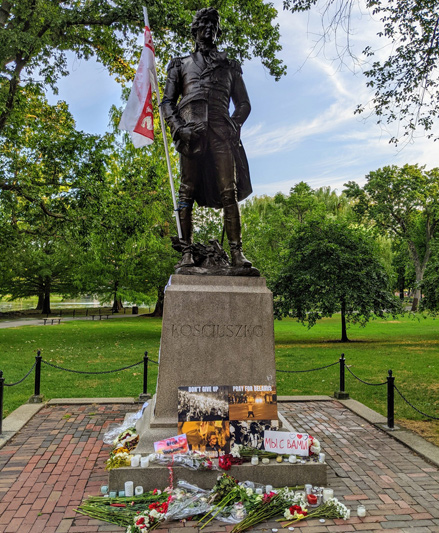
[47,1,439,199]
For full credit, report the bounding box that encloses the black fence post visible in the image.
[29,350,43,404]
[387,369,395,429]
[139,351,151,401]
[334,353,349,399]
[0,370,4,435]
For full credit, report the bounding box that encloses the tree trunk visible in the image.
[42,280,51,315]
[112,281,123,313]
[112,297,123,312]
[411,266,424,312]
[151,286,165,317]
[341,298,349,342]
[36,292,44,310]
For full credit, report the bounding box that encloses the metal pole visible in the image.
[0,370,4,435]
[334,353,349,399]
[387,369,395,429]
[34,350,42,397]
[143,351,148,396]
[143,7,182,239]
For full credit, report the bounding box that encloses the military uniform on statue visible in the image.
[161,7,255,273]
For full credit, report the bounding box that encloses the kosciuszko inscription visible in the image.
[170,323,263,338]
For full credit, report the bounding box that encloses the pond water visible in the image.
[0,297,110,312]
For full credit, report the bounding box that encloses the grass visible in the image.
[0,314,438,424]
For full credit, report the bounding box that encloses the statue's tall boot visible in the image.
[223,203,252,268]
[178,203,194,267]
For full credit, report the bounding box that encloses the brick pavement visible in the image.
[1,401,439,533]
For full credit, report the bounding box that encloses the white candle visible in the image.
[322,488,334,502]
[140,457,149,468]
[135,486,144,496]
[130,456,140,467]
[251,456,259,465]
[125,481,134,497]
[305,484,312,495]
[357,505,366,517]
[288,455,297,463]
[262,458,270,464]
[255,488,263,495]
[265,485,273,493]
[319,453,326,463]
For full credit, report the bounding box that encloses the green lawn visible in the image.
[1,315,438,421]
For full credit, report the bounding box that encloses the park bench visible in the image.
[90,314,111,320]
[42,318,63,326]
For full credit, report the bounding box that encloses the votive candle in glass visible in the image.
[135,486,144,496]
[319,453,326,463]
[288,455,297,463]
[251,456,259,465]
[357,505,366,517]
[322,488,334,502]
[125,481,134,497]
[140,457,149,468]
[131,456,140,467]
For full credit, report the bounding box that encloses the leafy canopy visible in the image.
[283,0,439,143]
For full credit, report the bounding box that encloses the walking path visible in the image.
[1,399,439,532]
[0,314,142,329]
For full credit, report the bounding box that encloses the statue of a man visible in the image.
[162,7,253,269]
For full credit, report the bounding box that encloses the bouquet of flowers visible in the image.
[280,497,350,526]
[127,500,169,532]
[165,483,211,521]
[146,451,219,471]
[105,447,132,470]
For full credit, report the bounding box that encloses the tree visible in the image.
[0,91,110,313]
[273,217,401,342]
[420,243,439,314]
[283,0,439,143]
[0,0,285,138]
[344,164,439,311]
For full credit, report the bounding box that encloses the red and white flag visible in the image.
[118,23,156,147]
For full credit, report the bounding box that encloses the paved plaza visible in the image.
[1,400,439,532]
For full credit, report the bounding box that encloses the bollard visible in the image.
[0,370,4,435]
[334,353,349,399]
[139,351,151,401]
[29,351,43,404]
[387,369,395,429]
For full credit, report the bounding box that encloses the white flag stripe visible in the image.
[118,25,155,147]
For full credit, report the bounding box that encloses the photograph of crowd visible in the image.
[178,386,229,422]
[230,420,279,450]
[177,421,230,457]
[228,386,277,421]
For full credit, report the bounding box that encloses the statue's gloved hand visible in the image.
[177,123,205,144]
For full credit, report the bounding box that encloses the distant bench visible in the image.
[42,318,63,326]
[90,314,111,320]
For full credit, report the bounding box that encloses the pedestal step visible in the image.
[109,460,327,492]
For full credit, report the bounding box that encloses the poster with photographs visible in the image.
[177,384,278,455]
[177,421,230,457]
[228,385,277,421]
[230,420,279,450]
[178,386,229,422]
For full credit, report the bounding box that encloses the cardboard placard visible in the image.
[154,434,189,454]
[263,431,309,456]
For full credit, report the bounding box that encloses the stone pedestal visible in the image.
[117,274,328,490]
[151,275,277,428]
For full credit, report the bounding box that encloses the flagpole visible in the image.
[143,7,182,240]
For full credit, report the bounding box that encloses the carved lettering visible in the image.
[171,324,264,338]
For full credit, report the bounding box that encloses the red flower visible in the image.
[219,455,232,471]
[153,488,159,495]
[263,491,276,504]
[136,517,145,525]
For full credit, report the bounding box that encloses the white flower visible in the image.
[230,444,242,458]
[150,509,161,519]
[246,487,254,496]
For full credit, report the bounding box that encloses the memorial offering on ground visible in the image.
[77,475,351,532]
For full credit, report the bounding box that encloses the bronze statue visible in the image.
[162,7,253,270]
